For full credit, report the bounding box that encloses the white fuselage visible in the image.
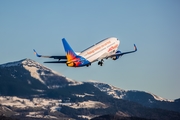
[79,37,120,62]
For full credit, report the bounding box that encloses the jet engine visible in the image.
[112,50,121,60]
[66,62,76,67]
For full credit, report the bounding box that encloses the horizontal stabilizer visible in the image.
[33,49,66,59]
[44,61,67,63]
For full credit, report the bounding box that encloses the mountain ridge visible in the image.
[0,58,82,88]
[0,59,177,101]
[0,59,180,120]
[85,80,174,102]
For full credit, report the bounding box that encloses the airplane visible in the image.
[33,37,137,67]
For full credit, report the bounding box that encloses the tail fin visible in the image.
[62,38,77,61]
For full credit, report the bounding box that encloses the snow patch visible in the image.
[22,59,81,86]
[1,59,82,87]
[0,106,12,112]
[78,115,96,120]
[23,65,45,84]
[65,77,83,86]
[69,100,108,109]
[150,93,174,102]
[0,96,61,109]
[87,80,126,99]
[50,106,61,112]
[11,74,16,78]
[44,115,58,119]
[26,112,58,119]
[87,80,174,102]
[87,80,99,83]
[32,89,44,92]
[73,93,94,97]
[149,99,153,103]
[0,59,24,67]
[27,80,31,84]
[26,112,43,119]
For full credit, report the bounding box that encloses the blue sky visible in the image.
[0,0,180,100]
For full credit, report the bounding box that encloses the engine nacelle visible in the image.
[112,50,121,60]
[66,62,76,67]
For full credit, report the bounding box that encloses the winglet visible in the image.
[134,44,137,51]
[33,49,41,57]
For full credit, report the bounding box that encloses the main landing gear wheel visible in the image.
[86,63,91,67]
[98,60,104,66]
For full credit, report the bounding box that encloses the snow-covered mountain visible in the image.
[86,80,180,111]
[0,59,180,120]
[0,59,81,89]
[86,80,173,101]
[86,80,126,99]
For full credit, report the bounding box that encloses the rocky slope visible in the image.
[0,59,180,120]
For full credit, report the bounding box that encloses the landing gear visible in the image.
[86,63,91,67]
[98,59,104,66]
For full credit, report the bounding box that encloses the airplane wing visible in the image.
[98,44,137,60]
[33,49,67,60]
[109,44,137,58]
[44,61,67,63]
